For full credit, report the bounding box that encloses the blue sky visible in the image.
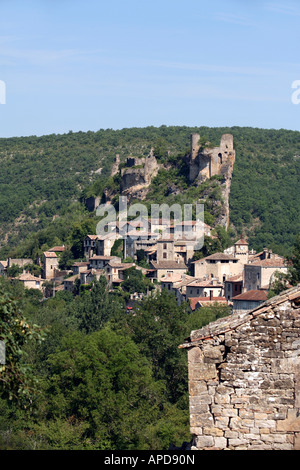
[0,0,299,137]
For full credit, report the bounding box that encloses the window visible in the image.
[163,253,167,259]
[163,243,167,250]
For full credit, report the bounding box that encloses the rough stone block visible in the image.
[277,409,300,432]
[195,435,214,449]
[190,364,217,381]
[214,437,227,449]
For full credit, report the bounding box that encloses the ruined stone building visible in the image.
[180,284,300,450]
[189,133,236,183]
[120,153,159,197]
[188,133,236,229]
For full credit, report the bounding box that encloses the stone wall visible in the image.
[180,285,300,450]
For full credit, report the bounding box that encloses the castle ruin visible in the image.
[189,133,236,183]
[188,133,236,229]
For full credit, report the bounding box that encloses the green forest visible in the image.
[0,275,230,450]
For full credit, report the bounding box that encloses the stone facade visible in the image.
[192,253,243,281]
[43,252,59,280]
[180,285,300,450]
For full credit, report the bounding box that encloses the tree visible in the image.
[36,328,188,450]
[6,264,23,278]
[126,290,190,404]
[121,267,147,294]
[74,277,122,334]
[0,279,45,406]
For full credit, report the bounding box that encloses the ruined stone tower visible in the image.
[111,154,120,177]
[188,133,236,229]
[189,133,235,183]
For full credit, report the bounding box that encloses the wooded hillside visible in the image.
[0,126,299,258]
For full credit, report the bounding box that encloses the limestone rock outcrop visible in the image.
[120,154,160,199]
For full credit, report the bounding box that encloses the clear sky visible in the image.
[0,0,299,137]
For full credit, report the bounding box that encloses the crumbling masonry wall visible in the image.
[184,287,300,450]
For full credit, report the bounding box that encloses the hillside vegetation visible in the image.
[0,126,299,258]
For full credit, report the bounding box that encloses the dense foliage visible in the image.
[0,276,230,450]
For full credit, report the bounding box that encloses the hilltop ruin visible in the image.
[188,133,236,229]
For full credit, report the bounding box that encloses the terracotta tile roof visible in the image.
[48,246,65,252]
[107,262,135,269]
[234,239,248,245]
[232,290,268,302]
[192,252,236,263]
[18,273,41,282]
[43,251,57,258]
[248,259,286,268]
[189,296,227,310]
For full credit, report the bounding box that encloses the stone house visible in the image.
[186,278,224,299]
[171,221,212,240]
[43,252,59,280]
[72,262,90,275]
[89,255,121,270]
[84,235,101,260]
[224,274,243,301]
[150,260,188,282]
[17,273,43,290]
[80,269,104,286]
[161,273,193,293]
[179,284,300,450]
[192,253,243,282]
[232,290,268,315]
[125,232,158,260]
[96,233,117,257]
[104,261,135,286]
[156,237,196,265]
[244,258,287,292]
[63,274,80,293]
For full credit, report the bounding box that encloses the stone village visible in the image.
[0,133,289,317]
